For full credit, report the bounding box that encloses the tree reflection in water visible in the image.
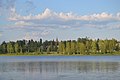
[0,61,120,80]
[0,61,119,73]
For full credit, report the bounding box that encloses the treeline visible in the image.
[59,38,120,55]
[0,39,58,54]
[0,38,120,55]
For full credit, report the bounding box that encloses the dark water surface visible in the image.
[0,56,120,80]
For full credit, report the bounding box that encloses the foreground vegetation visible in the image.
[0,37,120,56]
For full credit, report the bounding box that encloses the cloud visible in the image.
[22,30,51,40]
[108,22,120,29]
[15,21,32,26]
[7,8,120,30]
[4,0,16,8]
[0,0,36,17]
[0,31,3,37]
[15,0,36,15]
[9,8,119,21]
[0,0,16,16]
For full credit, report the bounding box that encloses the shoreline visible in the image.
[0,53,120,56]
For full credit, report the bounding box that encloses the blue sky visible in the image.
[0,0,120,43]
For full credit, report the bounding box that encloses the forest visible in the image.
[0,38,120,55]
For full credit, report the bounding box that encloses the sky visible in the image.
[0,0,120,43]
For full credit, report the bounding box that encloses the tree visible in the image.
[14,42,20,53]
[42,40,48,52]
[40,39,42,46]
[91,40,97,54]
[98,40,106,53]
[0,45,3,54]
[66,40,71,55]
[111,39,117,52]
[50,41,54,52]
[0,38,119,55]
[37,39,43,53]
[58,41,66,54]
[71,40,77,54]
[78,42,86,54]
[104,39,109,53]
[47,46,51,54]
[85,40,92,54]
[7,42,14,53]
[58,41,62,54]
[27,39,36,52]
[1,41,7,53]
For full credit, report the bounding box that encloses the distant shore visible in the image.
[0,52,120,56]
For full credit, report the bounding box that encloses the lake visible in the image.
[0,56,120,80]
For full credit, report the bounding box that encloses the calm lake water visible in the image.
[0,56,120,80]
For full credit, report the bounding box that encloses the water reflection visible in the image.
[0,61,119,73]
[0,61,120,80]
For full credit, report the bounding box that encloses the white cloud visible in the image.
[15,21,32,26]
[108,23,120,29]
[9,8,119,21]
[8,8,120,30]
[92,12,112,19]
[8,7,21,21]
[22,30,51,40]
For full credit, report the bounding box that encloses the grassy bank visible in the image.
[0,52,120,56]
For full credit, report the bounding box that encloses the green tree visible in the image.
[7,42,14,53]
[47,46,51,54]
[0,45,3,54]
[0,38,119,55]
[71,40,77,54]
[58,41,66,54]
[66,40,71,55]
[91,40,97,54]
[98,40,106,53]
[1,41,7,53]
[111,39,117,52]
[14,42,20,53]
[78,42,86,54]
[58,41,62,54]
[104,39,109,53]
[85,40,92,54]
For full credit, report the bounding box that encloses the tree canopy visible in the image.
[0,38,120,55]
